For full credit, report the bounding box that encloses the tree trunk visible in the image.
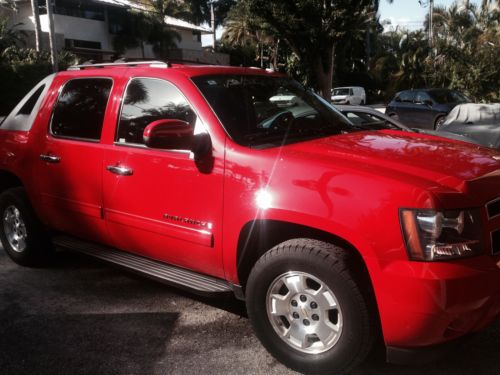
[30,0,42,51]
[45,0,58,72]
[272,38,279,69]
[313,43,335,100]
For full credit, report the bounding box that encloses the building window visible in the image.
[192,31,201,43]
[65,39,102,50]
[39,0,105,21]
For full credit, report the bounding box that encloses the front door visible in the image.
[413,91,435,129]
[35,77,114,244]
[102,77,225,278]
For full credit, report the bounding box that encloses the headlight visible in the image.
[400,208,483,261]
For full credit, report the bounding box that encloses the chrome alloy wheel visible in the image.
[3,205,28,253]
[266,271,343,354]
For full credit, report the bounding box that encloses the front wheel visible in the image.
[0,187,52,266]
[246,239,376,375]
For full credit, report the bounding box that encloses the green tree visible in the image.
[426,2,500,101]
[226,0,376,98]
[112,4,180,59]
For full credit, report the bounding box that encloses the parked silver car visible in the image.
[438,103,500,150]
[335,105,482,145]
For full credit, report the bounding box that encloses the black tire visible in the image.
[0,187,52,266]
[246,239,376,375]
[434,115,446,130]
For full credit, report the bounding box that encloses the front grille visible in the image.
[487,198,500,219]
[491,229,500,255]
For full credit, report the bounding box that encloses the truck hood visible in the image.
[285,129,500,195]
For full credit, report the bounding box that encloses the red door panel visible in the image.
[103,145,224,278]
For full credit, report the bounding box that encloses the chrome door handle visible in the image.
[106,165,133,176]
[40,154,61,163]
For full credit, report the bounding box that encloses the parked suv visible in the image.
[331,86,366,105]
[386,88,470,129]
[0,62,499,375]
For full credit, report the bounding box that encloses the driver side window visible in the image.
[117,78,196,145]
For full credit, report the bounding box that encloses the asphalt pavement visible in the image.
[1,246,499,375]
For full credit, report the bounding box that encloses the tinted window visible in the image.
[398,91,415,103]
[117,78,196,145]
[415,91,432,103]
[193,75,354,147]
[18,85,45,115]
[51,78,112,140]
[429,90,470,104]
[0,75,54,131]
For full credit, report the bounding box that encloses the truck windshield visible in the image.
[192,75,356,147]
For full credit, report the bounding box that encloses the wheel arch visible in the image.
[0,170,24,194]
[433,113,448,128]
[236,219,371,290]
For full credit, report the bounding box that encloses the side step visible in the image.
[53,235,232,296]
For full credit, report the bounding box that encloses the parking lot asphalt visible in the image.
[1,246,499,375]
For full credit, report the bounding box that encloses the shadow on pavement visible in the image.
[0,311,179,375]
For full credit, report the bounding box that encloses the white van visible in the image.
[331,86,366,105]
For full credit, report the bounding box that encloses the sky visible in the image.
[202,0,481,47]
[379,0,481,31]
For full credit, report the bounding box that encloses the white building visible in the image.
[3,0,229,64]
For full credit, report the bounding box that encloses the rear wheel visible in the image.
[246,239,376,375]
[434,115,446,130]
[0,187,52,266]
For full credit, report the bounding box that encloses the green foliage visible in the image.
[425,3,500,102]
[0,16,77,115]
[111,7,180,59]
[222,0,374,98]
[221,1,498,103]
[371,2,500,102]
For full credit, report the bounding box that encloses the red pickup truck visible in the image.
[1,61,499,374]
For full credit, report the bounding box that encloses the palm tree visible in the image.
[221,0,258,47]
[222,1,279,68]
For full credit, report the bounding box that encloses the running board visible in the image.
[52,235,232,296]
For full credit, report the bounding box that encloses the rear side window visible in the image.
[18,85,46,115]
[116,78,196,145]
[51,78,113,141]
[398,91,415,103]
[0,74,54,131]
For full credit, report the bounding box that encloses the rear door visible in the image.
[102,76,225,278]
[35,77,114,244]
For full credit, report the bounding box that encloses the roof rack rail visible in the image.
[67,60,170,71]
